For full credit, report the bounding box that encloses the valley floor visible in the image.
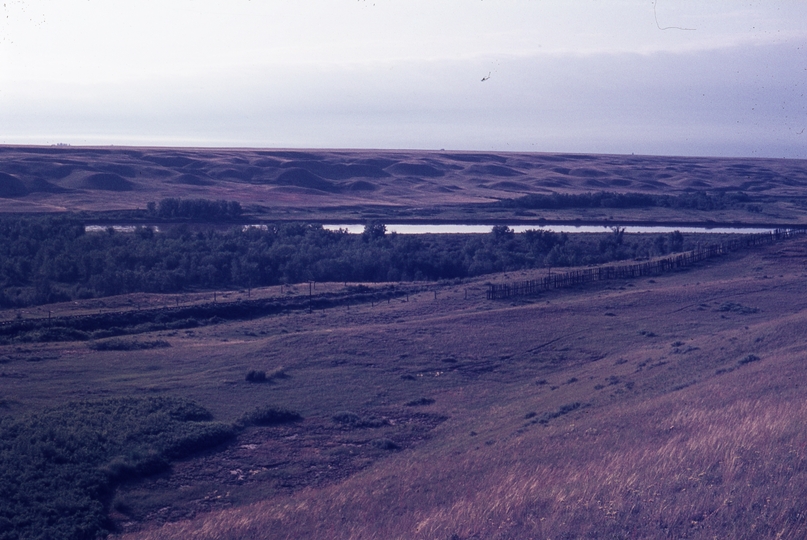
[4,237,807,538]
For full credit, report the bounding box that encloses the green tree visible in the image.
[363,222,387,240]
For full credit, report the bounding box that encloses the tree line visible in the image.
[500,191,755,212]
[146,198,243,220]
[0,214,692,307]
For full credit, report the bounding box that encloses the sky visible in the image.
[0,1,805,158]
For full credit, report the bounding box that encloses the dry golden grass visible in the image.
[2,145,807,225]
[101,240,807,539]
[122,367,807,539]
[3,233,807,538]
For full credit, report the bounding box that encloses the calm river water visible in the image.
[84,224,775,235]
[323,224,774,235]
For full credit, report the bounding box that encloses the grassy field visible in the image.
[2,230,807,538]
[4,146,807,538]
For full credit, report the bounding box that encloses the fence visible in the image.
[487,228,807,300]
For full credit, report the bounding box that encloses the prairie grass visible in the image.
[125,371,807,539]
[6,236,807,539]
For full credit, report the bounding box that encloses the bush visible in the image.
[19,327,90,343]
[405,397,435,407]
[371,438,401,451]
[245,367,287,383]
[240,406,302,427]
[332,411,361,425]
[245,370,267,382]
[532,402,587,425]
[88,339,171,351]
[331,411,387,428]
[738,354,761,365]
[0,397,232,540]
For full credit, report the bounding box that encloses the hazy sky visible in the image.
[1,1,805,157]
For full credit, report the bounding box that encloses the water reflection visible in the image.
[323,224,774,235]
[85,225,162,233]
[84,223,774,235]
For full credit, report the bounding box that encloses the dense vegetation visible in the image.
[146,198,243,221]
[0,213,693,307]
[0,397,236,540]
[501,191,757,211]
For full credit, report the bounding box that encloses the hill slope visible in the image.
[3,234,805,538]
[107,238,807,539]
[2,146,807,225]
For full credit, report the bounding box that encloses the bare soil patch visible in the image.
[111,408,445,534]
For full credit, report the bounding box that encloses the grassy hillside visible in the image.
[2,229,807,538]
[1,146,806,225]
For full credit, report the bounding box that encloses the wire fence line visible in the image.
[487,228,807,300]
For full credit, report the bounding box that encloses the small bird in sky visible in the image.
[481,72,491,82]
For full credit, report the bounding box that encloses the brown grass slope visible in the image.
[2,145,807,224]
[2,236,807,538]
[10,238,786,538]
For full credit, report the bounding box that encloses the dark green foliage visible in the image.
[502,191,750,211]
[245,367,287,384]
[332,411,387,428]
[362,221,387,240]
[332,411,361,425]
[245,370,267,383]
[371,438,401,451]
[404,397,435,407]
[738,354,761,365]
[16,327,90,343]
[0,215,698,308]
[239,406,302,427]
[88,339,170,351]
[148,198,243,220]
[0,397,234,540]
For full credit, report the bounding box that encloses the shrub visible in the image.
[19,327,90,343]
[738,354,761,365]
[88,339,170,351]
[0,397,232,540]
[240,407,302,427]
[533,402,587,425]
[405,397,435,407]
[371,438,400,451]
[331,411,387,428]
[161,423,237,460]
[245,370,267,382]
[332,411,361,425]
[166,318,199,330]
